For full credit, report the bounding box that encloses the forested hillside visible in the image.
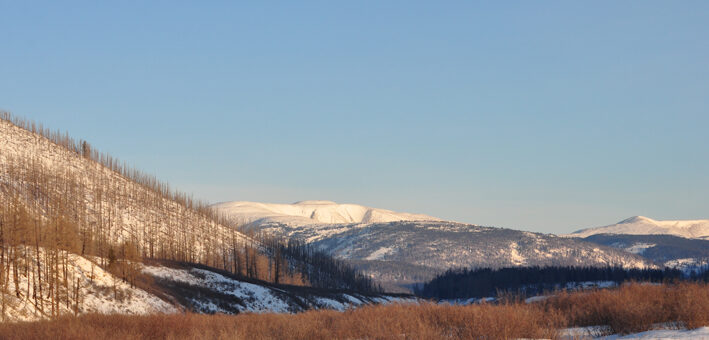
[230,218,657,292]
[0,113,378,320]
[581,234,709,271]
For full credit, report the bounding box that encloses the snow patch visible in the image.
[366,246,395,261]
[624,243,655,255]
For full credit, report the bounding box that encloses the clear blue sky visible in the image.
[2,1,707,234]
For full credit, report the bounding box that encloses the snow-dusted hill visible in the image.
[0,116,248,260]
[2,250,178,322]
[0,115,394,320]
[568,216,709,240]
[212,200,441,227]
[1,250,412,322]
[214,202,657,291]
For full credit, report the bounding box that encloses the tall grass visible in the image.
[0,303,561,340]
[540,281,709,334]
[0,282,707,340]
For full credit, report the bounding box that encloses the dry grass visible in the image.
[0,282,707,340]
[540,281,709,334]
[0,303,561,340]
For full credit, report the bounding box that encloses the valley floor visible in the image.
[0,282,707,340]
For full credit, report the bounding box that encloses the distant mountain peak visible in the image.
[212,200,442,226]
[569,216,709,240]
[619,216,653,224]
[294,200,338,205]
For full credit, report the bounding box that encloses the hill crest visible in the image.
[569,216,709,240]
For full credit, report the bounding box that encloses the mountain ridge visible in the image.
[212,200,442,227]
[0,113,388,321]
[213,201,658,291]
[569,216,709,240]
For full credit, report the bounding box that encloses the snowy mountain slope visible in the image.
[213,202,657,291]
[312,222,653,286]
[0,115,391,320]
[212,200,441,227]
[580,234,709,267]
[0,117,249,260]
[0,250,412,322]
[568,216,709,240]
[142,262,415,315]
[1,250,178,322]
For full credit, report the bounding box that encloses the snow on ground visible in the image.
[366,246,395,260]
[193,268,292,313]
[507,242,526,265]
[141,265,203,285]
[623,243,656,255]
[141,264,416,314]
[559,326,709,339]
[565,281,617,289]
[313,297,348,311]
[0,250,415,322]
[608,327,709,339]
[212,200,441,227]
[524,295,549,303]
[0,118,253,266]
[2,251,177,322]
[142,264,291,313]
[664,258,709,276]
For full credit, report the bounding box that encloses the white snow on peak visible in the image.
[568,216,709,240]
[212,200,442,227]
[294,200,338,205]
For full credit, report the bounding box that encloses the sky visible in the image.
[1,1,708,234]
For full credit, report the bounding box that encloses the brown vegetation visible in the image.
[0,282,707,340]
[0,303,561,340]
[540,281,709,334]
[0,113,308,319]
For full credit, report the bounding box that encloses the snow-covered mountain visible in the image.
[212,200,441,227]
[568,216,709,240]
[214,201,656,291]
[0,114,395,321]
[579,233,709,266]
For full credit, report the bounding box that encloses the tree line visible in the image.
[274,237,380,292]
[415,266,685,300]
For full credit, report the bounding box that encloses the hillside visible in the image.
[0,113,243,266]
[214,202,656,291]
[0,113,382,321]
[568,216,709,240]
[580,234,709,274]
[1,249,411,322]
